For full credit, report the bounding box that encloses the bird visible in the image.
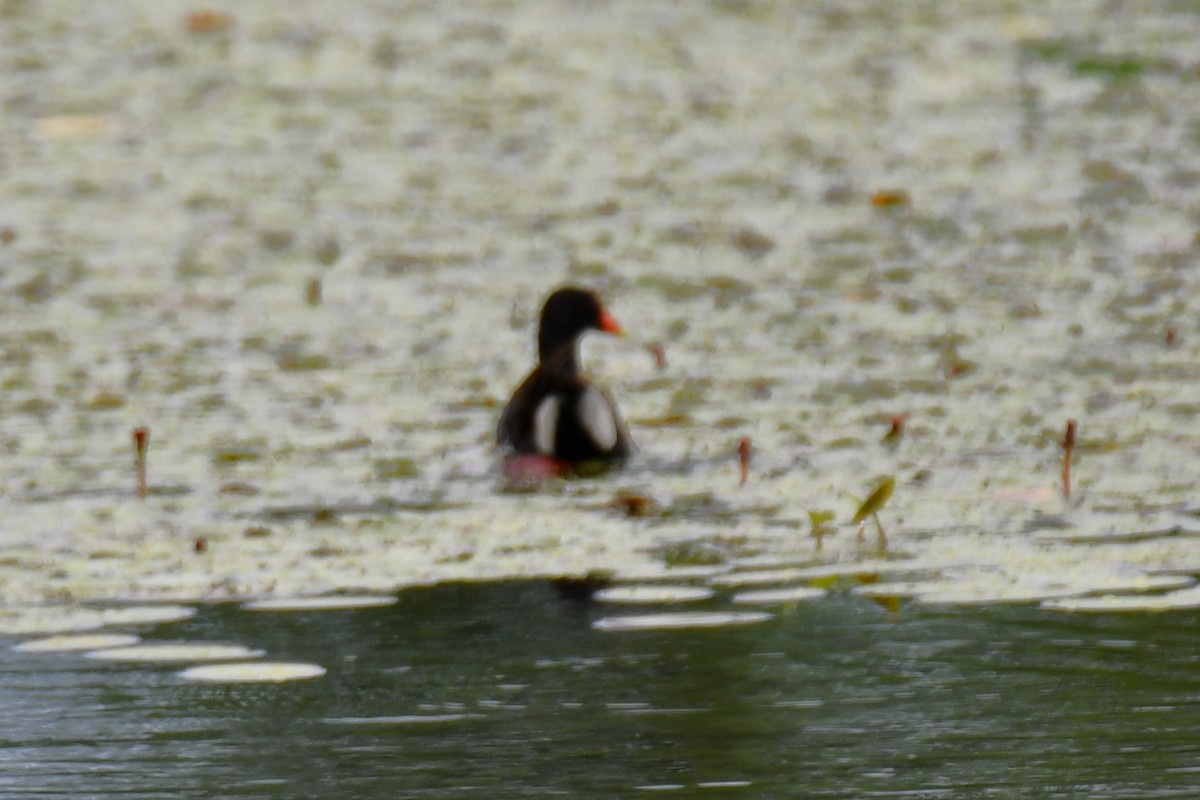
[498,286,632,477]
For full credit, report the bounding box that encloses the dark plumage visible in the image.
[497,287,632,468]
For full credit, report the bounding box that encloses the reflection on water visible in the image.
[4,582,1198,798]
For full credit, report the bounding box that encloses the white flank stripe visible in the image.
[533,395,562,455]
[579,388,618,451]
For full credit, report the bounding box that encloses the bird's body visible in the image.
[498,287,632,475]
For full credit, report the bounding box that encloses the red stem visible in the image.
[133,427,149,498]
[738,437,751,486]
[1061,419,1076,498]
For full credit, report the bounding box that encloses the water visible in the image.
[4,583,1199,798]
[3,0,1200,795]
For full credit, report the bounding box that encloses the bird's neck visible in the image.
[539,339,581,375]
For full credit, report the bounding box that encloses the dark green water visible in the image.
[4,583,1198,798]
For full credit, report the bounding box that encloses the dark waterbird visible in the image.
[498,286,633,479]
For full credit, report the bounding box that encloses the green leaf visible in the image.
[852,476,895,524]
[807,510,835,528]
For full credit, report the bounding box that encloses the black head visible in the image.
[537,287,623,365]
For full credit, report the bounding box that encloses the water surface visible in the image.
[5,583,1199,798]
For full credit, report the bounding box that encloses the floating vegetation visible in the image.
[852,581,930,600]
[1074,55,1146,79]
[1042,585,1200,614]
[33,115,111,141]
[870,189,911,208]
[1147,564,1200,578]
[786,558,935,582]
[97,606,199,626]
[656,539,730,568]
[179,662,327,684]
[906,571,1193,608]
[0,611,108,637]
[185,9,235,34]
[733,226,775,257]
[14,633,140,653]
[1030,525,1185,544]
[613,566,730,583]
[241,596,398,612]
[607,493,660,518]
[0,0,1197,635]
[915,585,1086,606]
[730,586,827,605]
[727,555,817,571]
[709,568,813,588]
[373,457,420,480]
[86,643,265,663]
[275,350,331,372]
[87,390,125,410]
[593,611,772,632]
[0,605,197,636]
[594,585,715,605]
[212,442,267,464]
